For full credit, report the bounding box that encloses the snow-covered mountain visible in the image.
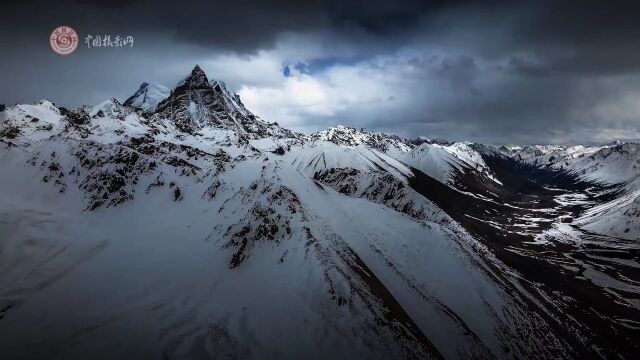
[123,82,170,112]
[308,126,501,186]
[399,142,502,186]
[0,66,638,359]
[152,65,298,139]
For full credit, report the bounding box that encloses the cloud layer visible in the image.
[2,0,640,144]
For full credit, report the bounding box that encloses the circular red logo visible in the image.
[50,26,78,55]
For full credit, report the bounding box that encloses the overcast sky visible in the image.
[2,0,640,144]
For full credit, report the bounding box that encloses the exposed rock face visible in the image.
[153,65,298,139]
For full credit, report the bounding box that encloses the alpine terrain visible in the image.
[0,66,638,359]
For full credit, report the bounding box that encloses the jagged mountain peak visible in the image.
[176,65,210,89]
[151,66,296,139]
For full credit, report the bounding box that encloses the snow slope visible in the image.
[286,140,412,180]
[123,82,170,112]
[399,142,502,186]
[0,132,543,360]
[575,177,640,240]
[0,67,583,359]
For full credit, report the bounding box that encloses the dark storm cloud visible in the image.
[2,0,640,144]
[1,0,468,54]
